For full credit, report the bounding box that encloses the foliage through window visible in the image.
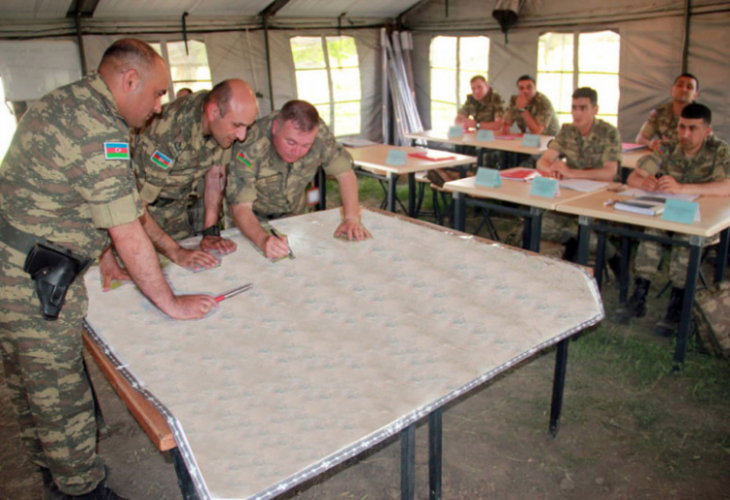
[290,36,361,137]
[150,40,212,103]
[537,31,620,127]
[429,36,490,134]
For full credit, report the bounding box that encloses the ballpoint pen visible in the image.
[214,283,253,303]
[270,228,295,259]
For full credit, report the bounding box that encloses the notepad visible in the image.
[499,168,541,181]
[408,150,456,161]
[559,179,609,193]
[622,143,648,152]
[614,197,665,216]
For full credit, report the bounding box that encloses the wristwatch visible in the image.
[518,107,527,113]
[475,122,481,130]
[201,225,220,237]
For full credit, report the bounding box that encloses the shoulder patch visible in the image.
[236,151,253,168]
[104,142,130,160]
[151,150,173,170]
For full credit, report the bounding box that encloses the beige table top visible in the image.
[406,129,552,156]
[346,144,476,175]
[443,171,609,210]
[556,189,730,237]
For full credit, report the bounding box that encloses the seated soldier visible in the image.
[536,87,622,271]
[502,75,560,136]
[616,103,730,336]
[635,73,699,152]
[455,75,505,131]
[226,100,369,260]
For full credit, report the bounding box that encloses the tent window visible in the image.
[429,36,490,134]
[290,36,361,137]
[150,41,213,102]
[0,77,17,163]
[538,31,620,126]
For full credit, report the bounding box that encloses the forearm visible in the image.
[336,170,361,221]
[521,112,544,135]
[636,132,652,146]
[626,169,650,188]
[478,118,503,131]
[536,150,559,173]
[231,202,270,250]
[139,207,182,259]
[565,163,618,182]
[677,179,730,197]
[203,166,223,228]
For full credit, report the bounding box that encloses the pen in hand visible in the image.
[270,228,295,259]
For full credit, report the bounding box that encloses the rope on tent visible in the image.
[382,29,423,146]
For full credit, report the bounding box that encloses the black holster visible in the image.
[23,243,91,321]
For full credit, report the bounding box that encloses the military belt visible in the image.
[0,215,42,255]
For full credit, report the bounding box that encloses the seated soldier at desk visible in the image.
[455,75,505,131]
[536,87,622,269]
[226,100,370,260]
[616,103,730,336]
[502,75,560,136]
[635,73,699,152]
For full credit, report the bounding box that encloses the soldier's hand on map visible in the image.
[168,294,218,320]
[335,219,371,241]
[657,175,682,194]
[263,234,291,260]
[200,235,237,255]
[99,246,131,292]
[171,247,220,270]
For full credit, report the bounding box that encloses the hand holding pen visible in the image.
[269,228,295,259]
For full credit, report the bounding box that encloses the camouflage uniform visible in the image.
[457,89,505,123]
[226,112,353,218]
[638,102,679,142]
[134,91,232,240]
[0,73,142,495]
[503,91,560,136]
[542,120,622,255]
[634,136,730,286]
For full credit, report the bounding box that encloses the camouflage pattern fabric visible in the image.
[634,136,730,286]
[694,281,730,358]
[503,91,560,136]
[548,119,622,174]
[226,112,353,218]
[541,212,617,258]
[457,89,505,123]
[637,102,679,142]
[134,91,232,240]
[0,72,140,495]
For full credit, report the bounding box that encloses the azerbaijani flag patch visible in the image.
[104,142,130,160]
[151,150,173,170]
[236,151,253,168]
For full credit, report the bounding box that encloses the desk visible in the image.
[83,208,603,500]
[346,144,476,215]
[444,172,609,252]
[556,190,730,366]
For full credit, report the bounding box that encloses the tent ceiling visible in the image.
[0,0,424,20]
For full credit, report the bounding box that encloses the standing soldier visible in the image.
[0,39,216,499]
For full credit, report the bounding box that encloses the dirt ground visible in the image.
[1,201,729,499]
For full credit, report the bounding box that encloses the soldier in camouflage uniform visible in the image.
[226,100,369,260]
[455,75,505,131]
[536,87,622,265]
[502,75,560,136]
[636,73,699,151]
[617,103,730,336]
[133,79,259,272]
[0,39,216,499]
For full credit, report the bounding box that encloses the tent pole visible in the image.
[75,10,87,75]
[681,0,691,72]
[263,14,275,111]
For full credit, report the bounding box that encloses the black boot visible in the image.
[607,253,622,279]
[562,237,579,263]
[62,483,128,500]
[39,467,65,500]
[614,277,651,324]
[653,287,684,337]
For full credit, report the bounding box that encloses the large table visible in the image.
[83,208,604,499]
[556,190,730,366]
[345,144,476,215]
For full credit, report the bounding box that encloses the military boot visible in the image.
[39,467,65,500]
[562,237,579,263]
[614,277,651,324]
[61,483,128,500]
[653,286,684,337]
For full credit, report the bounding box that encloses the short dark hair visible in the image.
[277,100,320,132]
[681,102,711,125]
[206,81,232,117]
[517,75,535,85]
[470,75,487,85]
[572,87,598,106]
[100,38,160,70]
[674,73,699,91]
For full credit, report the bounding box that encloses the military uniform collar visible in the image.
[192,92,218,151]
[582,119,604,142]
[85,72,125,124]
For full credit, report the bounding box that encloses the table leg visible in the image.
[619,237,631,303]
[594,231,607,289]
[401,424,416,500]
[454,193,466,231]
[528,207,543,253]
[673,236,704,369]
[715,228,729,284]
[549,339,570,438]
[576,216,591,266]
[408,172,416,217]
[429,409,443,500]
[387,172,398,213]
[316,167,326,211]
[171,447,199,500]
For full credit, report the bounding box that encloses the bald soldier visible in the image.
[0,39,216,500]
[226,100,369,260]
[133,79,259,271]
